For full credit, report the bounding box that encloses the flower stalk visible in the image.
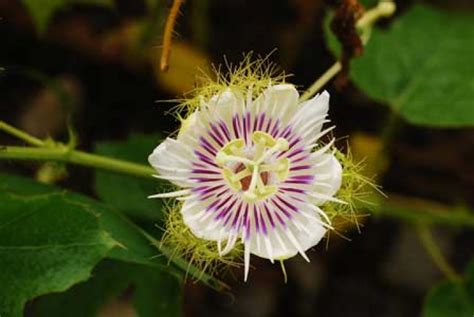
[0,144,155,178]
[0,120,154,178]
[416,225,461,282]
[0,120,46,147]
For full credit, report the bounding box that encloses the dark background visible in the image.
[1,0,473,316]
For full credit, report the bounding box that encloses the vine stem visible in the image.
[300,62,342,102]
[299,0,396,102]
[160,0,185,71]
[0,121,46,147]
[0,145,155,178]
[416,225,461,282]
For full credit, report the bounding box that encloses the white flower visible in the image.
[149,84,342,281]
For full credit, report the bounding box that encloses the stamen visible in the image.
[243,166,260,202]
[231,168,252,182]
[220,138,245,156]
[222,167,242,191]
[216,152,254,166]
[256,138,289,164]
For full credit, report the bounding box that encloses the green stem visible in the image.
[0,121,45,147]
[371,195,474,229]
[299,62,342,102]
[0,146,155,178]
[416,225,461,282]
[379,111,401,153]
[300,1,396,101]
[356,1,396,29]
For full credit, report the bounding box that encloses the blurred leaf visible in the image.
[323,11,341,57]
[143,0,163,12]
[32,260,182,317]
[350,4,474,127]
[0,179,116,317]
[22,0,65,34]
[423,262,474,317]
[359,0,378,8]
[350,132,388,177]
[133,263,182,317]
[95,133,165,221]
[21,0,114,34]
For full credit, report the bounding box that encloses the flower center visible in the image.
[216,131,290,203]
[235,163,269,191]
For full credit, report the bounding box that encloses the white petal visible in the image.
[251,84,299,125]
[249,211,327,261]
[148,189,191,198]
[309,153,342,205]
[290,90,330,143]
[175,111,205,150]
[177,111,199,140]
[290,213,327,253]
[180,196,233,241]
[202,89,245,139]
[244,241,251,281]
[148,138,193,187]
[207,89,244,119]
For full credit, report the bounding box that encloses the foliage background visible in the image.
[0,0,473,316]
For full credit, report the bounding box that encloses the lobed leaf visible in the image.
[0,183,115,316]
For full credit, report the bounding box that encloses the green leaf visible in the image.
[31,260,132,317]
[359,0,378,8]
[323,11,341,58]
[350,4,474,127]
[22,0,65,34]
[32,260,182,317]
[423,262,474,317]
[0,187,116,316]
[133,264,182,317]
[95,133,165,221]
[0,173,169,269]
[21,0,114,34]
[0,173,227,291]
